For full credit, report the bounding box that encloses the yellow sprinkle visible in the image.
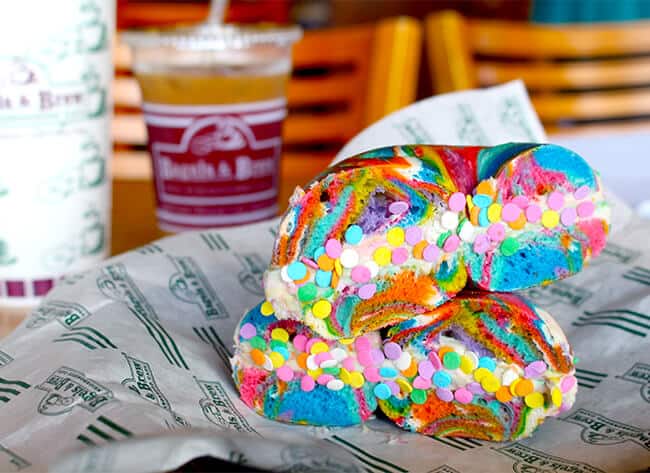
[260,301,274,316]
[349,371,365,389]
[473,367,491,382]
[525,391,545,408]
[269,351,285,368]
[481,374,500,393]
[542,210,560,229]
[310,341,329,354]
[509,378,521,396]
[340,338,354,345]
[551,387,563,407]
[460,355,475,374]
[308,368,322,379]
[487,203,502,223]
[271,328,289,343]
[340,368,352,384]
[466,194,474,211]
[334,259,343,275]
[373,247,392,266]
[396,378,413,394]
[386,227,405,247]
[312,300,332,319]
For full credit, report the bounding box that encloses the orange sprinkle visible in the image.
[250,349,265,366]
[293,272,311,286]
[470,206,481,225]
[496,386,513,403]
[401,358,418,377]
[296,352,308,370]
[438,346,454,360]
[317,254,335,271]
[476,180,496,198]
[413,240,428,259]
[515,378,534,397]
[331,271,340,289]
[508,212,527,230]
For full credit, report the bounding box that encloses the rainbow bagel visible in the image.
[264,144,609,339]
[377,292,577,441]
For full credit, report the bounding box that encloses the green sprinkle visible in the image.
[298,283,318,302]
[270,340,287,351]
[443,351,461,370]
[249,336,266,351]
[323,367,341,375]
[322,288,334,298]
[437,230,452,248]
[410,389,427,404]
[500,237,519,256]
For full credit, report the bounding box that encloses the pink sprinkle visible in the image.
[315,352,332,365]
[389,201,409,214]
[301,257,319,270]
[525,204,542,223]
[325,239,342,258]
[418,360,435,379]
[355,336,371,352]
[413,376,432,390]
[305,338,323,354]
[342,357,356,371]
[351,266,371,283]
[473,234,490,254]
[357,350,374,367]
[370,348,385,366]
[487,223,506,242]
[524,360,547,379]
[448,192,466,212]
[423,244,440,262]
[405,226,423,245]
[560,207,577,226]
[391,247,409,265]
[317,374,334,385]
[436,388,454,402]
[547,191,565,210]
[386,380,400,396]
[276,365,294,382]
[577,201,595,218]
[467,382,484,395]
[574,185,590,200]
[512,195,529,209]
[358,283,377,300]
[300,375,315,392]
[560,375,577,393]
[240,323,257,340]
[293,334,307,352]
[501,203,521,222]
[364,366,381,383]
[454,387,473,404]
[428,352,442,370]
[383,342,402,360]
[443,235,460,252]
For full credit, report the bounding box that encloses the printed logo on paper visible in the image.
[523,281,592,307]
[235,252,267,296]
[195,378,256,434]
[0,350,13,367]
[499,97,535,141]
[431,435,483,451]
[0,376,30,406]
[327,435,407,473]
[0,444,30,471]
[427,466,460,473]
[562,408,650,450]
[135,243,163,255]
[574,368,608,390]
[622,266,650,287]
[0,239,17,267]
[393,117,434,144]
[27,300,92,329]
[97,263,189,369]
[456,104,488,145]
[121,353,189,428]
[494,443,605,473]
[199,232,230,252]
[77,416,133,447]
[193,325,232,369]
[593,242,640,266]
[618,362,650,403]
[169,256,229,319]
[36,366,113,416]
[572,308,650,338]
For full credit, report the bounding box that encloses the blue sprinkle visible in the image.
[345,225,364,245]
[315,270,332,288]
[374,383,392,400]
[287,262,307,280]
[313,247,326,259]
[275,346,290,360]
[478,357,496,372]
[379,367,398,378]
[472,194,492,208]
[270,340,285,351]
[433,371,451,388]
[478,207,490,227]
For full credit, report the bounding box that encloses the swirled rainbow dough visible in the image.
[264,144,609,339]
[377,292,577,441]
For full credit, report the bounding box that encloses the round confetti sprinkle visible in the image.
[560,207,577,226]
[260,301,274,316]
[317,254,335,272]
[487,203,502,223]
[325,239,342,258]
[370,348,385,365]
[280,266,292,282]
[271,328,289,343]
[470,206,481,226]
[423,244,440,262]
[350,371,365,388]
[476,180,496,197]
[269,352,285,368]
[459,355,475,374]
[448,192,466,212]
[410,388,426,404]
[339,368,352,385]
[433,371,452,388]
[340,338,354,345]
[501,368,519,386]
[395,351,412,371]
[515,379,534,397]
[374,383,392,400]
[478,357,496,371]
[574,185,590,199]
[302,257,319,270]
[508,212,527,230]
[428,352,442,370]
[334,260,343,275]
[577,201,595,218]
[315,270,332,288]
[391,247,409,264]
[500,237,519,256]
[481,374,500,393]
[358,351,373,367]
[380,366,398,378]
[250,336,266,351]
[351,266,371,283]
[298,283,318,302]
[413,376,432,390]
[317,374,334,385]
[487,223,506,242]
[436,388,454,402]
[547,191,565,210]
[405,226,423,245]
[509,379,521,396]
[524,361,547,378]
[314,247,326,259]
[473,194,492,208]
[340,249,359,268]
[276,365,294,382]
[501,203,521,222]
[467,382,484,395]
[274,346,290,360]
[473,367,491,382]
[552,387,563,407]
[496,386,513,403]
[525,204,542,223]
[443,352,461,370]
[455,388,473,404]
[355,336,370,351]
[383,342,402,360]
[345,225,363,245]
[389,201,409,214]
[473,234,490,254]
[250,349,265,366]
[458,220,475,242]
[287,262,307,281]
[441,211,459,230]
[310,341,329,355]
[396,378,413,394]
[342,357,356,371]
[373,247,392,266]
[327,379,344,391]
[512,196,529,208]
[443,235,460,252]
[323,367,341,376]
[418,360,435,379]
[312,300,332,319]
[301,375,315,392]
[366,261,379,277]
[560,375,577,393]
[412,240,427,259]
[478,208,490,227]
[358,283,377,300]
[525,392,545,408]
[542,210,560,228]
[296,353,308,370]
[438,346,454,359]
[387,227,405,247]
[293,334,307,352]
[240,323,256,339]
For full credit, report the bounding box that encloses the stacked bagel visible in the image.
[231,144,609,441]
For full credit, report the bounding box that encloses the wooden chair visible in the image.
[111,17,421,254]
[426,10,650,136]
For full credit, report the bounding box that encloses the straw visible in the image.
[207,0,229,24]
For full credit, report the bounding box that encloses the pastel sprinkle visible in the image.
[386,380,400,396]
[501,203,521,222]
[542,210,560,228]
[370,348,385,365]
[423,244,440,262]
[276,365,294,382]
[379,366,398,378]
[269,352,285,368]
[524,360,548,378]
[357,351,373,367]
[496,386,513,403]
[358,283,377,300]
[300,375,315,392]
[240,323,256,339]
[373,247,391,266]
[547,191,565,210]
[312,300,332,319]
[401,359,418,377]
[327,379,344,391]
[478,357,496,371]
[249,336,266,351]
[287,262,307,281]
[560,207,577,226]
[467,382,484,395]
[525,392,545,408]
[315,352,332,365]
[340,338,354,345]
[387,227,405,247]
[411,389,427,404]
[315,270,332,288]
[298,283,318,302]
[250,349,265,366]
[374,383,392,400]
[512,195,529,208]
[389,201,409,214]
[310,341,329,354]
[271,328,289,343]
[435,388,454,402]
[577,201,595,218]
[274,346,290,360]
[501,368,519,386]
[339,368,352,384]
[260,301,274,316]
[459,355,475,374]
[351,266,371,283]
[487,203,502,223]
[418,360,435,379]
[500,237,519,256]
[443,235,460,252]
[355,336,371,352]
[396,378,413,394]
[383,342,402,360]
[473,194,492,208]
[508,212,527,230]
[349,371,365,388]
[301,257,319,270]
[428,352,442,370]
[525,204,542,223]
[481,374,500,393]
[458,220,475,242]
[448,192,466,212]
[305,338,322,353]
[476,180,496,197]
[487,223,505,242]
[443,352,461,370]
[441,211,459,230]
[395,351,412,371]
[340,249,359,268]
[574,185,590,199]
[438,231,452,248]
[561,375,577,393]
[345,225,363,244]
[391,247,409,264]
[413,376,432,389]
[325,239,342,258]
[313,247,325,259]
[515,379,534,397]
[405,226,423,245]
[366,261,379,277]
[293,334,307,352]
[455,387,473,404]
[317,254,334,271]
[552,387,563,406]
[413,240,428,259]
[433,371,451,388]
[478,208,490,227]
[317,374,334,385]
[473,234,490,254]
[342,357,356,371]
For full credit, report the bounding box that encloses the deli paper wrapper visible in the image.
[0,82,648,473]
